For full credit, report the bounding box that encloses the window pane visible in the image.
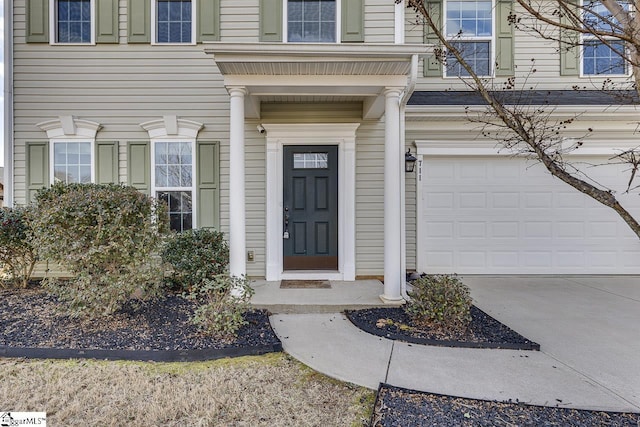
[288,0,335,43]
[583,1,629,33]
[157,0,192,43]
[446,41,491,76]
[158,191,193,232]
[57,0,91,43]
[53,142,92,184]
[154,141,193,188]
[583,40,626,75]
[293,153,329,169]
[446,0,492,37]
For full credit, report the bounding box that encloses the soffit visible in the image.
[205,43,429,119]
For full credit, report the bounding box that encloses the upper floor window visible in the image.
[445,0,493,77]
[53,0,94,44]
[287,0,337,42]
[581,1,629,75]
[154,0,195,44]
[52,141,93,184]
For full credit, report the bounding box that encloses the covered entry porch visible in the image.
[206,43,428,302]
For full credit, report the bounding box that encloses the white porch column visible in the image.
[228,86,247,277]
[382,87,404,303]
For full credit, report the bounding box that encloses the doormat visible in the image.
[280,280,331,289]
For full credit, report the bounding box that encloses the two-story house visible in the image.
[3,0,639,302]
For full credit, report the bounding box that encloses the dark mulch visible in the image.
[372,384,640,427]
[0,288,281,353]
[346,306,540,350]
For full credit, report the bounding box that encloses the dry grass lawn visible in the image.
[0,353,374,426]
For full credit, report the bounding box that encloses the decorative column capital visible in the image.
[383,87,404,98]
[228,86,248,97]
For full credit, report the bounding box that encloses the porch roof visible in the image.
[204,43,429,119]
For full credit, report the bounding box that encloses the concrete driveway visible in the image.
[464,275,640,411]
[269,275,640,412]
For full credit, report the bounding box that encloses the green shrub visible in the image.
[161,228,229,291]
[0,206,37,289]
[405,274,472,334]
[184,275,255,339]
[30,183,169,317]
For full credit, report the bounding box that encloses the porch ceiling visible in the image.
[204,43,430,119]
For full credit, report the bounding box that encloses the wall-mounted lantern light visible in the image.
[405,149,417,173]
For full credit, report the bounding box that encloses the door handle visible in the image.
[283,206,290,239]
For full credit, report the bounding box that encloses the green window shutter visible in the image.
[26,141,50,202]
[423,0,443,77]
[127,142,150,194]
[197,141,220,229]
[128,0,151,43]
[97,0,119,43]
[197,0,221,42]
[27,0,50,43]
[560,0,580,76]
[260,0,283,42]
[495,0,514,77]
[96,141,119,184]
[341,0,364,43]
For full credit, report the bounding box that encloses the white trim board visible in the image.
[263,123,359,282]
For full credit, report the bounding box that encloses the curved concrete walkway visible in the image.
[269,276,640,413]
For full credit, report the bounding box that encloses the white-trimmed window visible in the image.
[152,141,195,232]
[153,0,196,44]
[445,0,493,77]
[51,0,95,44]
[285,0,339,43]
[52,141,94,184]
[581,1,629,76]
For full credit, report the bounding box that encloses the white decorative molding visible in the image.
[263,123,360,282]
[415,138,640,156]
[140,117,204,140]
[36,116,102,140]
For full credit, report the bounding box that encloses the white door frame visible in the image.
[263,123,359,281]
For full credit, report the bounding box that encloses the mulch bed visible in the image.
[0,288,282,361]
[372,384,640,426]
[345,306,540,350]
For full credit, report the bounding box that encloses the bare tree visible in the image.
[401,0,640,238]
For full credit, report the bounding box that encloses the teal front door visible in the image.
[283,145,338,270]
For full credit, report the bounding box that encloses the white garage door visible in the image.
[418,156,640,274]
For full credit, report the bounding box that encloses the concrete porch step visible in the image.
[249,279,404,314]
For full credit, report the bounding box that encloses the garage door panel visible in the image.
[491,222,519,238]
[556,191,586,208]
[492,192,520,208]
[459,222,487,238]
[491,252,519,267]
[524,222,553,238]
[425,192,454,208]
[458,252,486,268]
[555,222,584,238]
[420,156,640,274]
[459,193,487,208]
[556,251,585,267]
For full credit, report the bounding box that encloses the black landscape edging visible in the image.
[375,383,640,416]
[345,308,540,351]
[0,342,284,362]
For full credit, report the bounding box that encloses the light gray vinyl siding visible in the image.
[220,0,260,42]
[243,128,267,276]
[354,122,385,276]
[364,0,395,43]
